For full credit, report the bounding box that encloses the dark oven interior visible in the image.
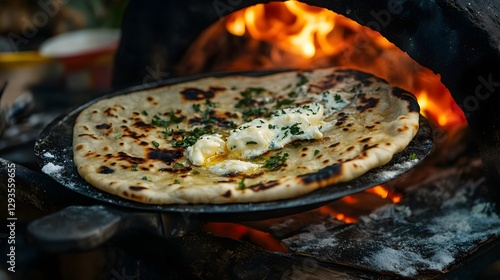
[2,0,500,279]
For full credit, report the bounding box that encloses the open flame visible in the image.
[200,1,466,252]
[205,184,401,251]
[225,1,466,130]
[226,1,340,58]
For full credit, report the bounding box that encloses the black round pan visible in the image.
[34,71,434,221]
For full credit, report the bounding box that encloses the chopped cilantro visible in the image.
[292,142,302,148]
[289,123,304,135]
[334,94,344,103]
[168,111,184,124]
[242,107,270,121]
[199,104,220,125]
[191,170,200,175]
[287,90,299,98]
[192,104,200,112]
[314,150,320,156]
[152,114,170,127]
[141,110,148,116]
[173,162,185,169]
[275,98,294,109]
[141,176,149,181]
[296,73,309,86]
[151,111,184,127]
[171,126,214,148]
[205,99,216,108]
[235,87,265,108]
[161,128,173,138]
[174,179,181,184]
[238,178,246,190]
[349,84,362,93]
[409,153,417,160]
[152,141,160,147]
[263,152,289,171]
[131,164,138,171]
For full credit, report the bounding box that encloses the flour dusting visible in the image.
[41,162,63,175]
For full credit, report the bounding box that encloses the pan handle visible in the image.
[27,205,163,253]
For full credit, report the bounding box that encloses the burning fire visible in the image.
[205,185,401,251]
[202,1,466,252]
[225,1,466,129]
[204,222,289,253]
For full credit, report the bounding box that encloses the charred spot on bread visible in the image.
[129,186,148,191]
[355,93,379,113]
[248,180,280,192]
[299,163,343,185]
[98,166,115,174]
[147,148,183,165]
[96,123,112,129]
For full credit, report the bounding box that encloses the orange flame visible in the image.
[226,1,342,58]
[366,185,402,204]
[226,1,466,129]
[204,222,288,252]
[202,1,469,250]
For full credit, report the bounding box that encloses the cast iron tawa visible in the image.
[33,72,434,221]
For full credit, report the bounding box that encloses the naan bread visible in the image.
[73,68,419,204]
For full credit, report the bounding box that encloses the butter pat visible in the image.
[186,134,226,166]
[226,118,275,159]
[208,160,260,175]
[227,103,325,159]
[186,103,327,169]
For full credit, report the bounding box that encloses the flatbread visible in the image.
[73,68,420,204]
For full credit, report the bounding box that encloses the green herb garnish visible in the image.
[238,178,246,190]
[334,94,344,103]
[173,162,185,169]
[296,73,309,87]
[262,152,289,171]
[287,90,299,98]
[168,111,184,124]
[171,126,215,147]
[275,98,294,109]
[151,114,170,127]
[152,141,160,147]
[131,164,138,171]
[349,84,362,93]
[235,87,265,108]
[242,107,270,121]
[292,142,302,148]
[151,111,184,127]
[409,153,417,160]
[205,99,216,108]
[289,123,304,135]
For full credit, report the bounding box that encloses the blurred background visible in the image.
[0,0,128,167]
